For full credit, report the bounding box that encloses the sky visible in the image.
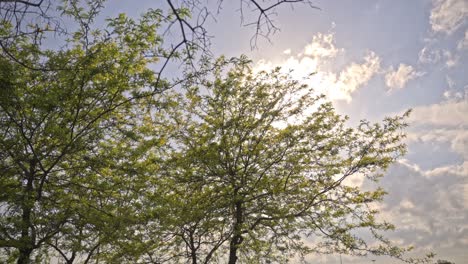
[101,0,467,263]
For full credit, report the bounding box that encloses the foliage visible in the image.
[142,57,427,264]
[0,5,168,263]
[0,1,434,264]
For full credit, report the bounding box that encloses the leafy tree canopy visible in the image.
[150,57,430,264]
[0,1,435,264]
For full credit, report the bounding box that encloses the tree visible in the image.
[0,6,169,263]
[0,1,323,262]
[155,57,426,263]
[0,1,434,263]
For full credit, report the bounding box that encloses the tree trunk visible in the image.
[228,201,244,264]
[190,230,197,264]
[17,248,33,264]
[191,252,198,264]
[17,159,36,264]
[18,200,33,264]
[66,252,76,264]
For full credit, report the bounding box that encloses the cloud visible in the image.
[445,75,456,90]
[256,51,381,102]
[409,89,468,127]
[283,48,291,55]
[303,32,342,59]
[379,88,468,262]
[320,51,380,101]
[405,86,468,177]
[418,46,442,64]
[255,32,381,103]
[442,50,459,67]
[427,160,468,177]
[384,64,425,90]
[254,56,319,83]
[367,160,468,255]
[407,127,468,167]
[451,131,468,158]
[418,47,459,67]
[457,30,468,50]
[430,0,468,35]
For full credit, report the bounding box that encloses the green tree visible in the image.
[158,57,426,264]
[0,7,168,263]
[1,1,322,262]
[0,1,435,263]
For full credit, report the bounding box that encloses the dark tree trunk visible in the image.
[17,203,33,264]
[191,252,197,264]
[228,201,244,264]
[17,159,37,264]
[17,248,33,264]
[66,252,76,264]
[190,230,197,264]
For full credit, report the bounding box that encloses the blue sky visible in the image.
[104,0,468,263]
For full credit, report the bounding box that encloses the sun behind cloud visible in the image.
[254,32,380,102]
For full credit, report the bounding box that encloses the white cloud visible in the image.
[409,92,468,127]
[418,47,459,67]
[343,172,366,188]
[255,32,381,103]
[283,48,291,55]
[408,127,468,162]
[374,160,468,252]
[384,64,425,90]
[321,51,380,101]
[443,50,459,67]
[418,46,442,64]
[430,0,468,35]
[255,56,319,82]
[445,75,456,90]
[308,52,380,102]
[400,198,416,210]
[457,30,468,50]
[406,87,468,169]
[303,32,342,59]
[427,161,468,177]
[451,132,468,159]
